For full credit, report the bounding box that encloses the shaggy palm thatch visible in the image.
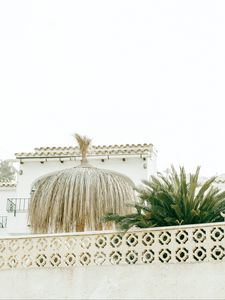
[74,133,91,164]
[28,134,136,233]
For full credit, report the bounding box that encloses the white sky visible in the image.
[0,0,224,176]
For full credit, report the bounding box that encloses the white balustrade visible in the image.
[0,222,224,270]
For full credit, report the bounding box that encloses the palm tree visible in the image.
[103,166,225,230]
[28,134,137,233]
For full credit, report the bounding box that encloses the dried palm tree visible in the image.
[28,134,136,233]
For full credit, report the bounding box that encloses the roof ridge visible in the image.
[15,143,154,159]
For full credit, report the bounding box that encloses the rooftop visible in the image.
[15,143,154,159]
[0,180,16,188]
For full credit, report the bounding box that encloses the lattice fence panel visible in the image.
[0,222,224,270]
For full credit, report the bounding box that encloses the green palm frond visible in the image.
[103,166,225,230]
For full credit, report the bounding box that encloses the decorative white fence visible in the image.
[0,222,224,270]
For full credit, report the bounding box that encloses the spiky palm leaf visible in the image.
[103,166,225,230]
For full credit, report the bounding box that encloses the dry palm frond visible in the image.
[74,133,91,164]
[28,133,137,234]
[28,167,136,233]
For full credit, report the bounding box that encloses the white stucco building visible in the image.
[0,143,157,236]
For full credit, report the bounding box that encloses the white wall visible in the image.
[16,156,155,197]
[0,261,224,299]
[0,222,224,298]
[6,213,31,235]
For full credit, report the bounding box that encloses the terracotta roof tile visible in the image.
[0,180,16,188]
[15,143,154,159]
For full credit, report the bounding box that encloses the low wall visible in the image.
[0,222,225,299]
[1,260,225,299]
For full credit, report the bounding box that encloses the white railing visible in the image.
[6,198,30,215]
[0,222,224,270]
[0,216,7,228]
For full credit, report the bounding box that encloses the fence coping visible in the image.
[1,221,225,240]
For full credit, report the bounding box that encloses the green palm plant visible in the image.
[103,166,225,230]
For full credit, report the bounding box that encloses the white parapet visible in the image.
[0,222,225,299]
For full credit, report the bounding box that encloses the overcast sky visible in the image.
[0,0,224,176]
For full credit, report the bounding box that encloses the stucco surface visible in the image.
[0,261,224,299]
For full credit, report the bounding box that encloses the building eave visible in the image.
[15,143,155,160]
